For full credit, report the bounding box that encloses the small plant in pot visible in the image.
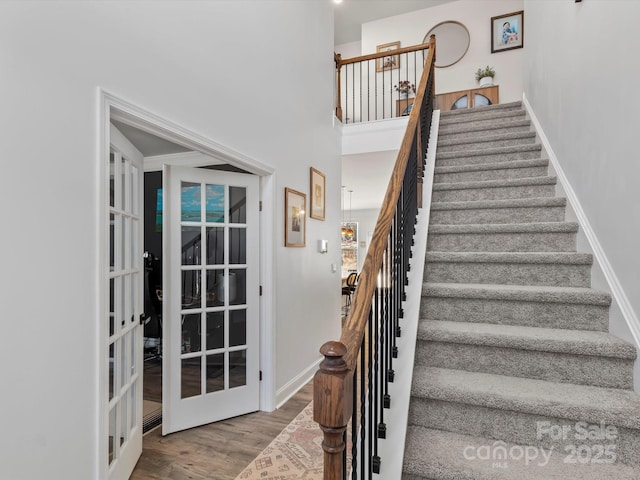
[394,80,416,98]
[475,65,495,87]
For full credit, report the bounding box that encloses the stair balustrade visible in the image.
[335,41,432,124]
[314,35,436,480]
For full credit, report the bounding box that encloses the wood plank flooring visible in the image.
[130,382,313,480]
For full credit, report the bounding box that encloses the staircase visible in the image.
[402,102,640,479]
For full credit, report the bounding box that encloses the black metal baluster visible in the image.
[372,289,381,474]
[385,239,394,391]
[352,361,358,479]
[359,61,362,124]
[352,64,355,125]
[367,309,374,477]
[360,329,366,479]
[377,274,386,441]
[367,60,371,122]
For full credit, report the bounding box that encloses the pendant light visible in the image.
[341,186,348,235]
[345,190,354,237]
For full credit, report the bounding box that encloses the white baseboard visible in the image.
[275,358,322,408]
[522,93,640,358]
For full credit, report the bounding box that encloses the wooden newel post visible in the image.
[313,341,353,480]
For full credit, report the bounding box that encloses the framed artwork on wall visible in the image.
[376,41,400,72]
[309,167,326,220]
[284,187,306,247]
[491,11,524,53]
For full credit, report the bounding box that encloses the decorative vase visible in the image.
[400,92,409,99]
[480,76,494,87]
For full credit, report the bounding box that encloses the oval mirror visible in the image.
[424,21,470,68]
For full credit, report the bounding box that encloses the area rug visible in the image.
[235,401,341,480]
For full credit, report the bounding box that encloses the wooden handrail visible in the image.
[340,35,435,370]
[315,35,436,480]
[336,43,431,67]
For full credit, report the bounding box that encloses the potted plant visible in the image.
[475,65,496,87]
[394,80,416,98]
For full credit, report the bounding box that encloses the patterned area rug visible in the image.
[235,402,324,479]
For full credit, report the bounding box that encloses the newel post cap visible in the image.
[313,340,353,427]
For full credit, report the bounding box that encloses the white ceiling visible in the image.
[112,120,191,157]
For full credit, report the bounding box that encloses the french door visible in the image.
[107,125,144,479]
[162,165,260,434]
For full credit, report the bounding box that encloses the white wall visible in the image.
[335,40,362,59]
[0,1,339,478]
[349,209,382,272]
[523,0,640,389]
[361,0,524,103]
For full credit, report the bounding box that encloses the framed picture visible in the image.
[491,11,524,53]
[376,41,400,72]
[309,167,326,220]
[284,187,306,247]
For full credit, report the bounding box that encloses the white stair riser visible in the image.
[416,341,634,389]
[421,296,609,331]
[424,261,592,287]
[409,399,640,465]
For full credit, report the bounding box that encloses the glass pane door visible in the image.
[163,165,259,434]
[107,125,143,480]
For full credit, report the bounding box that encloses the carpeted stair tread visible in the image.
[436,144,541,161]
[438,118,531,137]
[437,131,537,149]
[418,320,637,359]
[411,367,640,430]
[402,426,640,480]
[429,221,578,235]
[430,197,566,212]
[426,251,592,265]
[434,158,548,174]
[423,282,611,306]
[433,175,556,192]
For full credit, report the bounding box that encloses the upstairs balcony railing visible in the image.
[315,35,436,479]
[335,41,432,124]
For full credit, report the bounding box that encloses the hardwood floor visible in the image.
[130,381,313,480]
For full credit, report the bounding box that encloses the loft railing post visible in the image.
[314,341,353,480]
[335,53,343,122]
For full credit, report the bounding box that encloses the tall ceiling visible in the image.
[334,0,457,45]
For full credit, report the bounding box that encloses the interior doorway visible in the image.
[111,122,261,433]
[102,94,274,480]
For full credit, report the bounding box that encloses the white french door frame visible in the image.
[98,90,277,480]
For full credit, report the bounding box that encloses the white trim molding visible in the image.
[143,151,224,172]
[98,91,280,475]
[276,358,322,409]
[523,93,640,352]
[105,90,274,176]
